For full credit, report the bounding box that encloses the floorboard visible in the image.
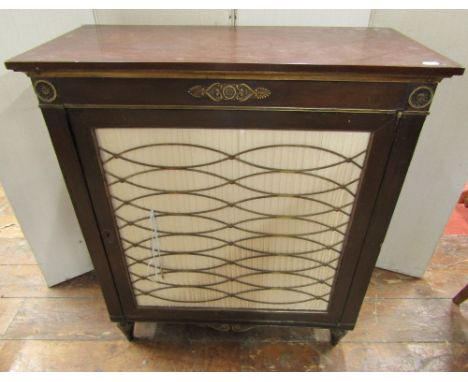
[0,183,466,371]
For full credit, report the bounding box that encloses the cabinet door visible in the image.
[69,109,396,325]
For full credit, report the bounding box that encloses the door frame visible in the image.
[68,107,398,328]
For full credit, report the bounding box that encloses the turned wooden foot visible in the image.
[117,320,135,341]
[330,328,347,345]
[452,284,468,305]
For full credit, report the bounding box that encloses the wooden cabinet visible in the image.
[6,26,463,344]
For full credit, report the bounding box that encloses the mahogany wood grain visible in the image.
[340,114,427,325]
[35,77,415,110]
[39,108,124,318]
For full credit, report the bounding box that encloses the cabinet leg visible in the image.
[452,284,468,305]
[330,328,347,345]
[117,320,135,341]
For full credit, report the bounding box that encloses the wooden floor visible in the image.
[0,184,467,371]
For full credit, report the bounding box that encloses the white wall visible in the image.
[236,9,370,26]
[94,9,371,27]
[93,9,233,25]
[371,10,468,276]
[0,10,95,286]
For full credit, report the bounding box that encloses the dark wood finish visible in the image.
[38,108,123,318]
[69,109,396,327]
[5,25,464,343]
[452,284,468,305]
[67,107,395,131]
[117,320,135,341]
[340,114,427,326]
[330,328,348,345]
[5,26,463,77]
[31,77,416,110]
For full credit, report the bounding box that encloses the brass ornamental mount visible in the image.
[33,80,57,103]
[188,82,271,102]
[408,86,434,109]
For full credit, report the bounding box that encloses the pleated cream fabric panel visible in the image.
[96,128,370,311]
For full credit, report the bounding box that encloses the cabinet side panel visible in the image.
[341,114,426,325]
[40,107,124,317]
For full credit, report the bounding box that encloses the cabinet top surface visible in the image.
[5,25,464,77]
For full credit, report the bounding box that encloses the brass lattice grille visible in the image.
[96,128,370,311]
